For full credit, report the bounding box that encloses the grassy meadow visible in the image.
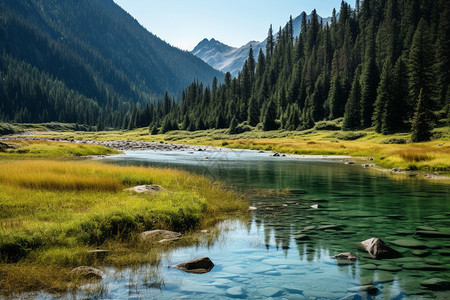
[19,123,450,175]
[0,141,248,295]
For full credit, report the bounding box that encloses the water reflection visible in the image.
[97,150,450,299]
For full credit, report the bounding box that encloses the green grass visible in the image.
[0,140,120,158]
[0,160,248,295]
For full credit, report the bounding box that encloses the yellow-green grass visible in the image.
[22,126,450,174]
[0,140,120,158]
[0,160,248,295]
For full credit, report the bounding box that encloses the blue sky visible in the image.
[114,0,344,51]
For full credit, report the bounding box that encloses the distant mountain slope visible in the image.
[0,0,223,126]
[192,12,333,76]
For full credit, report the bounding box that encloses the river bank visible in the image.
[2,135,448,181]
[0,140,248,296]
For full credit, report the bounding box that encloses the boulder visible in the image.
[171,256,214,274]
[272,152,280,157]
[70,266,102,279]
[124,185,164,193]
[141,230,182,243]
[334,252,358,261]
[360,238,399,259]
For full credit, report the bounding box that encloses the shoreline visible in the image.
[1,135,449,182]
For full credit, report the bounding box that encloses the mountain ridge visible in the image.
[0,0,223,127]
[192,12,334,76]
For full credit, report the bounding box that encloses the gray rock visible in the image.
[141,230,182,242]
[172,256,214,274]
[420,278,450,291]
[360,238,399,259]
[334,252,358,261]
[70,266,102,279]
[124,185,164,193]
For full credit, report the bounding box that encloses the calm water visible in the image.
[54,150,450,299]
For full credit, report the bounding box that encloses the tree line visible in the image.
[141,0,448,142]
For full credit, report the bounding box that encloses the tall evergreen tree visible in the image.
[343,68,361,130]
[408,18,435,113]
[262,98,278,131]
[360,19,379,128]
[411,89,433,142]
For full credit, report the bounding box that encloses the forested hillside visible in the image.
[150,0,449,142]
[0,0,223,128]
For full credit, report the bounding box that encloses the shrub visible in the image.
[314,120,342,131]
[334,131,367,140]
[380,138,408,144]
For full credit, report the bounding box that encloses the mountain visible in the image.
[192,12,334,76]
[0,0,223,127]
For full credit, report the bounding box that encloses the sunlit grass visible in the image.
[0,160,248,295]
[0,140,120,158]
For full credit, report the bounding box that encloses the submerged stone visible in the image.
[402,263,446,271]
[416,230,450,238]
[420,278,450,291]
[259,287,284,297]
[318,224,343,230]
[390,238,426,249]
[377,264,402,272]
[359,264,377,270]
[226,286,246,297]
[347,285,378,295]
[412,250,431,257]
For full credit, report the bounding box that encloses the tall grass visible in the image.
[0,140,120,158]
[0,159,248,294]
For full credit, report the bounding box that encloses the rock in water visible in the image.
[334,252,358,261]
[360,238,399,259]
[70,266,103,279]
[124,185,164,193]
[141,230,182,242]
[172,256,214,274]
[420,278,450,290]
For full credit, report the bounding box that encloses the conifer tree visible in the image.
[373,60,393,133]
[408,18,435,112]
[360,19,379,128]
[343,68,361,130]
[229,116,238,134]
[411,89,433,142]
[262,99,278,131]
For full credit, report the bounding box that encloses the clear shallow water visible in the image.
[52,150,450,299]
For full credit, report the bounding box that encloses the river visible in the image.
[58,149,449,299]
